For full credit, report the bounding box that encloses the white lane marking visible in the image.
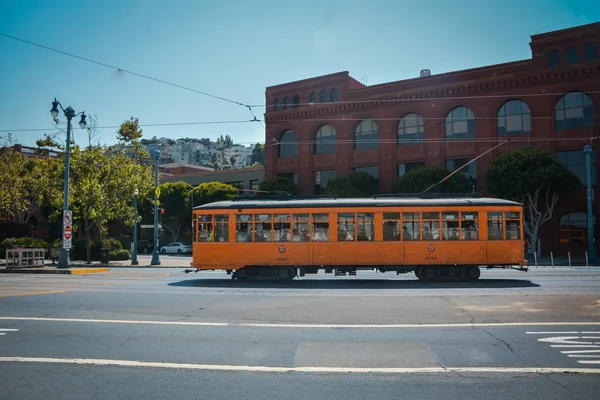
[550,345,600,348]
[1,316,599,329]
[1,357,600,374]
[561,350,600,354]
[0,329,19,331]
[0,333,5,336]
[567,355,600,358]
[577,360,600,365]
[538,336,600,345]
[526,332,580,335]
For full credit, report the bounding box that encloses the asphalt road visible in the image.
[1,267,600,399]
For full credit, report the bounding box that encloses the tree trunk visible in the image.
[84,217,92,264]
[523,187,559,259]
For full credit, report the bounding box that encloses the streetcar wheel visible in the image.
[236,268,248,280]
[421,267,436,281]
[466,267,481,281]
[414,269,421,279]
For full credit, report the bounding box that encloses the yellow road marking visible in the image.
[69,268,110,274]
[0,290,72,297]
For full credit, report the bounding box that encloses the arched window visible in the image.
[555,92,594,130]
[398,113,424,145]
[354,119,378,150]
[283,97,290,109]
[548,49,560,67]
[497,100,531,135]
[274,99,280,111]
[309,92,316,104]
[292,95,300,108]
[279,130,298,158]
[584,43,597,61]
[320,89,327,103]
[560,212,596,243]
[330,88,338,102]
[445,106,475,139]
[566,46,578,64]
[315,124,336,154]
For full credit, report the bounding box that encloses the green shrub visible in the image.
[102,238,123,251]
[109,249,130,261]
[1,237,50,258]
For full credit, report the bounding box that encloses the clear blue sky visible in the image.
[1,0,599,148]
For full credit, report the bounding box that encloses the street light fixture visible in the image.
[50,98,87,268]
[132,188,139,266]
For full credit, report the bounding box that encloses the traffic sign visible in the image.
[63,210,73,249]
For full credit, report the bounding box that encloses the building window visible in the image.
[354,119,379,150]
[277,172,298,185]
[566,46,578,64]
[497,100,531,135]
[584,43,597,61]
[320,89,327,103]
[250,180,259,191]
[315,124,336,154]
[398,113,424,145]
[445,106,475,139]
[274,99,280,111]
[292,95,300,108]
[279,130,298,158]
[548,49,560,67]
[555,92,594,130]
[309,91,316,104]
[330,87,338,102]
[558,149,596,186]
[314,170,336,194]
[560,213,596,243]
[446,158,476,189]
[226,181,244,195]
[354,166,379,180]
[398,162,424,177]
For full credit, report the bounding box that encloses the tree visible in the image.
[258,177,299,195]
[224,135,233,148]
[393,166,472,194]
[0,149,62,223]
[486,146,580,256]
[324,172,379,197]
[86,113,99,148]
[117,117,148,159]
[190,182,238,206]
[157,182,193,241]
[229,155,236,167]
[64,145,154,263]
[251,143,265,165]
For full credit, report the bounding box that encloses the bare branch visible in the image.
[162,216,182,242]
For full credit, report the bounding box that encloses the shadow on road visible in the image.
[168,278,540,290]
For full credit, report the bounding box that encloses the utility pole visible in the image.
[584,145,596,265]
[151,149,161,266]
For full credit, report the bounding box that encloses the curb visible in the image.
[0,267,110,275]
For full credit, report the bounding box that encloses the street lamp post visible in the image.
[584,145,596,265]
[50,99,87,268]
[151,149,161,266]
[131,188,139,265]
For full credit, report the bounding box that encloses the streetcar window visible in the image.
[357,213,374,241]
[505,211,521,240]
[402,212,420,241]
[214,215,229,242]
[422,212,440,241]
[312,213,329,241]
[236,214,252,242]
[292,214,310,242]
[198,214,213,242]
[461,212,479,240]
[488,212,503,240]
[254,214,272,242]
[442,212,459,240]
[338,213,355,241]
[274,214,291,242]
[383,212,400,241]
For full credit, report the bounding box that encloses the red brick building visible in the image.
[264,22,600,257]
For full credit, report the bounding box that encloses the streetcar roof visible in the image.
[194,197,522,210]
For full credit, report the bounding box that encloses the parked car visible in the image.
[159,242,192,254]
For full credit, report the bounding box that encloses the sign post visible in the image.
[63,210,73,251]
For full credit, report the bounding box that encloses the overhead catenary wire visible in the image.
[0,32,250,107]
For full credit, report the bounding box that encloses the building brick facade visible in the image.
[264,22,600,257]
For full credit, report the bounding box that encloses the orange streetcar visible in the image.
[190,195,527,281]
